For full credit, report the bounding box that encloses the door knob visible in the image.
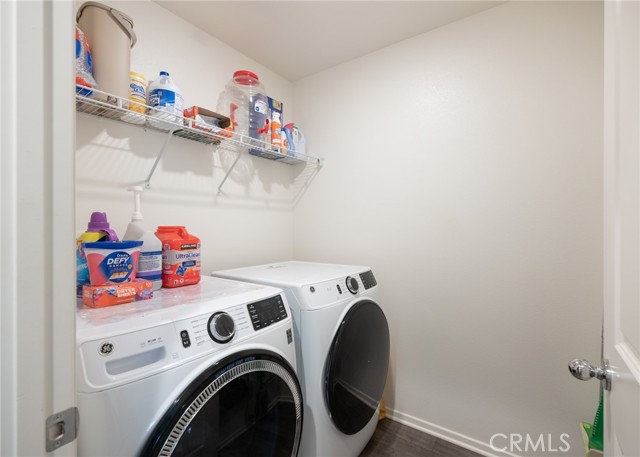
[568,358,611,391]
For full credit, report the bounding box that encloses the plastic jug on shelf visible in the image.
[148,71,184,130]
[217,70,269,154]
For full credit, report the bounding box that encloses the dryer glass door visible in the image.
[325,299,390,435]
[141,351,303,457]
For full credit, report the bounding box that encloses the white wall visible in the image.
[76,0,299,272]
[292,2,603,456]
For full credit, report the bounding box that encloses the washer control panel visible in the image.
[177,303,249,354]
[247,295,288,330]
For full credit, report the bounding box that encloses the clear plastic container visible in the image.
[148,71,184,130]
[217,70,269,149]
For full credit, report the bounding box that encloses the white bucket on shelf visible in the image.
[76,2,136,104]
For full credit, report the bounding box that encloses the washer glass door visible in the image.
[141,351,303,457]
[325,299,390,435]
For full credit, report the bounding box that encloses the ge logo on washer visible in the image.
[99,342,114,356]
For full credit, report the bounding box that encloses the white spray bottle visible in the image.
[123,186,163,290]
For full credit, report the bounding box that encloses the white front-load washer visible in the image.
[76,276,303,456]
[212,262,390,457]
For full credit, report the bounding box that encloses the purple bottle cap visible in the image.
[87,212,110,231]
[87,212,119,241]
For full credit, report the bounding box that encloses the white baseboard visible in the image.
[385,408,520,457]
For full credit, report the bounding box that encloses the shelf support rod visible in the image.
[217,149,243,194]
[144,127,176,189]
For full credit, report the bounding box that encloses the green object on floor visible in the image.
[581,387,604,454]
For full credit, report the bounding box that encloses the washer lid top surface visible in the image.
[76,276,283,341]
[213,261,369,288]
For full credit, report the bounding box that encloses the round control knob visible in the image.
[345,276,359,295]
[207,312,236,344]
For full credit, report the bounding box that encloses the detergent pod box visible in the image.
[155,226,201,288]
[82,279,153,308]
[83,241,143,286]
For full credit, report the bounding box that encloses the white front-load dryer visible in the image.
[212,262,390,457]
[76,276,303,456]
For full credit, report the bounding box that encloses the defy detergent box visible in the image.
[83,241,142,285]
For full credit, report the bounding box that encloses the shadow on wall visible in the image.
[218,145,323,205]
[76,118,212,172]
[291,161,323,208]
[75,115,214,187]
[76,115,321,209]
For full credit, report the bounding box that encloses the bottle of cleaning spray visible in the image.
[122,186,163,290]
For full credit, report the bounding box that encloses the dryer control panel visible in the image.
[295,270,378,309]
[359,270,377,289]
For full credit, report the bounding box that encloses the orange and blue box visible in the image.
[83,279,153,308]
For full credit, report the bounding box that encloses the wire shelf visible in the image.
[75,86,321,167]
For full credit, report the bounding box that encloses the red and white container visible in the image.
[155,226,201,288]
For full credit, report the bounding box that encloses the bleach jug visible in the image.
[148,71,184,130]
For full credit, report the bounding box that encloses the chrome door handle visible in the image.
[568,358,612,391]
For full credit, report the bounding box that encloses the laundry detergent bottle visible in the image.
[155,226,201,288]
[76,212,119,296]
[122,186,162,290]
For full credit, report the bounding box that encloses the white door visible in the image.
[603,0,640,455]
[0,0,76,455]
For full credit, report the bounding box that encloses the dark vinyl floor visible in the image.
[360,419,484,457]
